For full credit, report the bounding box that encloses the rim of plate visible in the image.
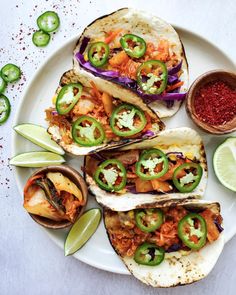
[11,24,236,274]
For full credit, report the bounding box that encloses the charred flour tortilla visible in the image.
[85,127,207,211]
[46,70,164,156]
[104,199,224,287]
[73,8,188,118]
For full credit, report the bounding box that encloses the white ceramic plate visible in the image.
[12,26,236,275]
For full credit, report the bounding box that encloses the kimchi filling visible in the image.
[45,84,158,145]
[105,207,222,257]
[85,150,202,194]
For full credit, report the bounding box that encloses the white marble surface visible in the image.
[1,0,236,294]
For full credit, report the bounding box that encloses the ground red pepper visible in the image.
[194,80,236,126]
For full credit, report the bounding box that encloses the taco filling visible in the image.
[86,149,203,194]
[75,32,185,103]
[104,205,223,264]
[45,79,163,149]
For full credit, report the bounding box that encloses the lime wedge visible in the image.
[10,151,65,167]
[65,208,101,256]
[14,123,65,155]
[213,137,236,192]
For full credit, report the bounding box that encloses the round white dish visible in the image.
[12,26,236,275]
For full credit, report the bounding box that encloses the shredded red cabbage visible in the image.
[126,185,157,195]
[80,36,90,54]
[76,53,120,79]
[214,219,224,233]
[166,243,182,252]
[168,61,183,75]
[142,130,155,138]
[168,74,179,84]
[140,92,186,104]
[51,110,58,115]
[166,152,184,159]
[75,38,186,103]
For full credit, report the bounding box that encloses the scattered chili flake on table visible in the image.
[194,80,236,126]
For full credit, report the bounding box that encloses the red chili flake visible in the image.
[194,80,236,126]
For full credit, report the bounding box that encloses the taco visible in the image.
[45,70,164,155]
[73,8,188,118]
[104,199,224,287]
[85,127,207,211]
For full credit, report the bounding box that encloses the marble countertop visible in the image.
[1,0,236,294]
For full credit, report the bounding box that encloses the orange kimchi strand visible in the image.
[158,159,186,181]
[141,113,152,133]
[90,81,102,100]
[154,221,179,248]
[109,51,140,80]
[153,207,187,248]
[111,228,150,257]
[61,191,83,222]
[144,40,170,62]
[166,81,184,92]
[119,58,141,80]
[105,29,123,44]
[200,209,221,243]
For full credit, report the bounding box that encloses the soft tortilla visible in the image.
[104,199,224,287]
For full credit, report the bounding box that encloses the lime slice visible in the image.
[10,151,65,167]
[213,137,236,192]
[65,208,101,256]
[14,123,65,155]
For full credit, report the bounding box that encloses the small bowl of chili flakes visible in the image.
[186,70,236,134]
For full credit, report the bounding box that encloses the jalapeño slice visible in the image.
[72,116,105,147]
[0,94,11,125]
[110,104,147,137]
[178,213,207,250]
[134,243,165,266]
[32,30,51,47]
[1,64,21,83]
[94,159,127,192]
[136,60,168,94]
[0,76,7,93]
[135,149,169,180]
[37,11,60,33]
[172,163,203,193]
[135,209,163,233]
[120,34,146,58]
[88,42,109,67]
[56,83,83,115]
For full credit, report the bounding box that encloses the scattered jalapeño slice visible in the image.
[0,94,11,125]
[32,30,51,47]
[37,11,60,33]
